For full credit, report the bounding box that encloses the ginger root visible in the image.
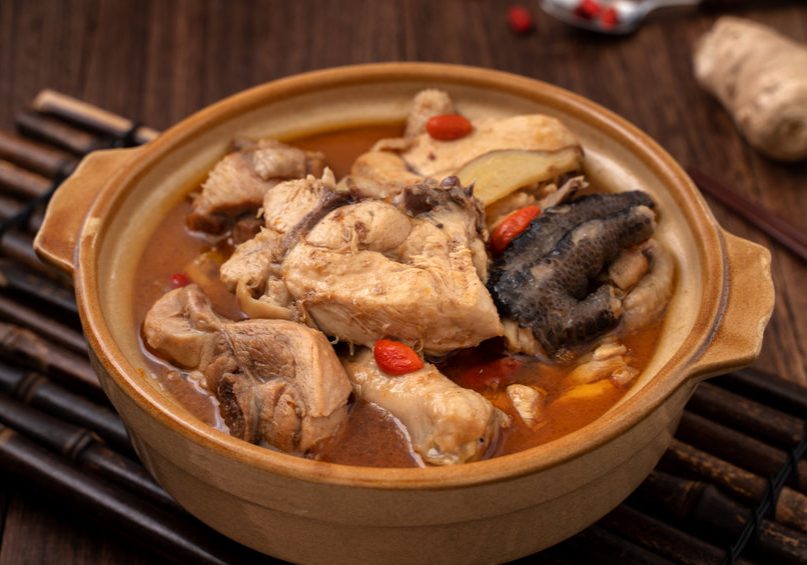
[694,17,807,162]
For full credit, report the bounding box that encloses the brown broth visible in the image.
[133,124,664,467]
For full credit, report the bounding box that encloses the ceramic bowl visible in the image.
[34,63,774,564]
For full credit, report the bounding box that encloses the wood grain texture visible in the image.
[0,0,806,562]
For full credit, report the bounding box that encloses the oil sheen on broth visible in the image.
[134,124,663,468]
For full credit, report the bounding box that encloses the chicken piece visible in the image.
[219,169,349,320]
[506,384,545,426]
[502,319,545,356]
[347,151,423,200]
[187,139,325,234]
[568,340,639,386]
[342,349,506,465]
[404,89,456,138]
[283,180,502,355]
[608,247,650,291]
[143,286,351,453]
[622,240,675,334]
[207,320,352,452]
[143,284,225,368]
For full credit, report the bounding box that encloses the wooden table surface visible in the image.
[1,1,806,562]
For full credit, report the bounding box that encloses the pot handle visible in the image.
[34,147,142,276]
[689,230,775,380]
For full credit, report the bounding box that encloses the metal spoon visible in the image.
[540,0,702,35]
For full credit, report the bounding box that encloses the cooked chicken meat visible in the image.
[506,384,545,426]
[219,169,349,320]
[568,340,639,386]
[187,139,325,234]
[491,191,658,355]
[621,240,675,334]
[143,285,351,453]
[283,178,502,355]
[143,283,225,368]
[342,349,506,465]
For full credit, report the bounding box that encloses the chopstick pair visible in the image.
[686,167,807,264]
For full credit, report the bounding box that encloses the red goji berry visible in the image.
[507,5,534,35]
[490,205,542,254]
[426,114,473,141]
[169,273,190,288]
[374,339,425,376]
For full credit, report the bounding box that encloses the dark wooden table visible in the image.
[1,1,806,562]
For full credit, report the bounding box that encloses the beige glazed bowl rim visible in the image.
[73,62,734,489]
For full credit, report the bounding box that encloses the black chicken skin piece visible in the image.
[490,191,658,355]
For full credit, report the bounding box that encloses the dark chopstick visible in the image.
[0,424,267,564]
[687,167,807,263]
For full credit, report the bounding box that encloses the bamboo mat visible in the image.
[0,91,804,564]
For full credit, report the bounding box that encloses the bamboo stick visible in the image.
[599,504,740,565]
[16,111,103,155]
[0,294,85,354]
[0,360,128,452]
[661,439,807,534]
[1,229,60,279]
[677,411,807,494]
[636,471,807,564]
[557,526,677,564]
[0,321,100,393]
[714,368,807,418]
[0,392,176,510]
[32,90,159,146]
[0,194,25,221]
[0,258,78,314]
[0,159,53,200]
[0,425,263,564]
[689,382,805,448]
[0,130,76,178]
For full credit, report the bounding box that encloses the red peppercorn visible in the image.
[574,0,601,20]
[169,273,190,288]
[507,5,534,35]
[600,7,619,28]
[426,114,473,141]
